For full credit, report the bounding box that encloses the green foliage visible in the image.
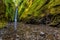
[0,22,7,29]
[3,0,15,21]
[0,0,5,20]
[0,0,60,26]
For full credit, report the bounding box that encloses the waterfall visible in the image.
[14,7,20,40]
[14,7,18,31]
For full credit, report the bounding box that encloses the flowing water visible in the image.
[14,7,19,40]
[14,7,18,31]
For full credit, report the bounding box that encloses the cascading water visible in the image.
[13,0,20,32]
[14,7,18,31]
[14,6,19,40]
[13,0,20,40]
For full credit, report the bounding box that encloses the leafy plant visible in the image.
[1,0,60,26]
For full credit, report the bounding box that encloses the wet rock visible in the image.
[16,34,20,38]
[40,32,46,37]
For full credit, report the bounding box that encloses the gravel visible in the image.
[0,22,60,40]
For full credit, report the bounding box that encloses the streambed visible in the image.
[0,22,60,40]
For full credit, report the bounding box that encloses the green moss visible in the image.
[0,21,7,29]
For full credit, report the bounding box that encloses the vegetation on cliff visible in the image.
[0,0,60,28]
